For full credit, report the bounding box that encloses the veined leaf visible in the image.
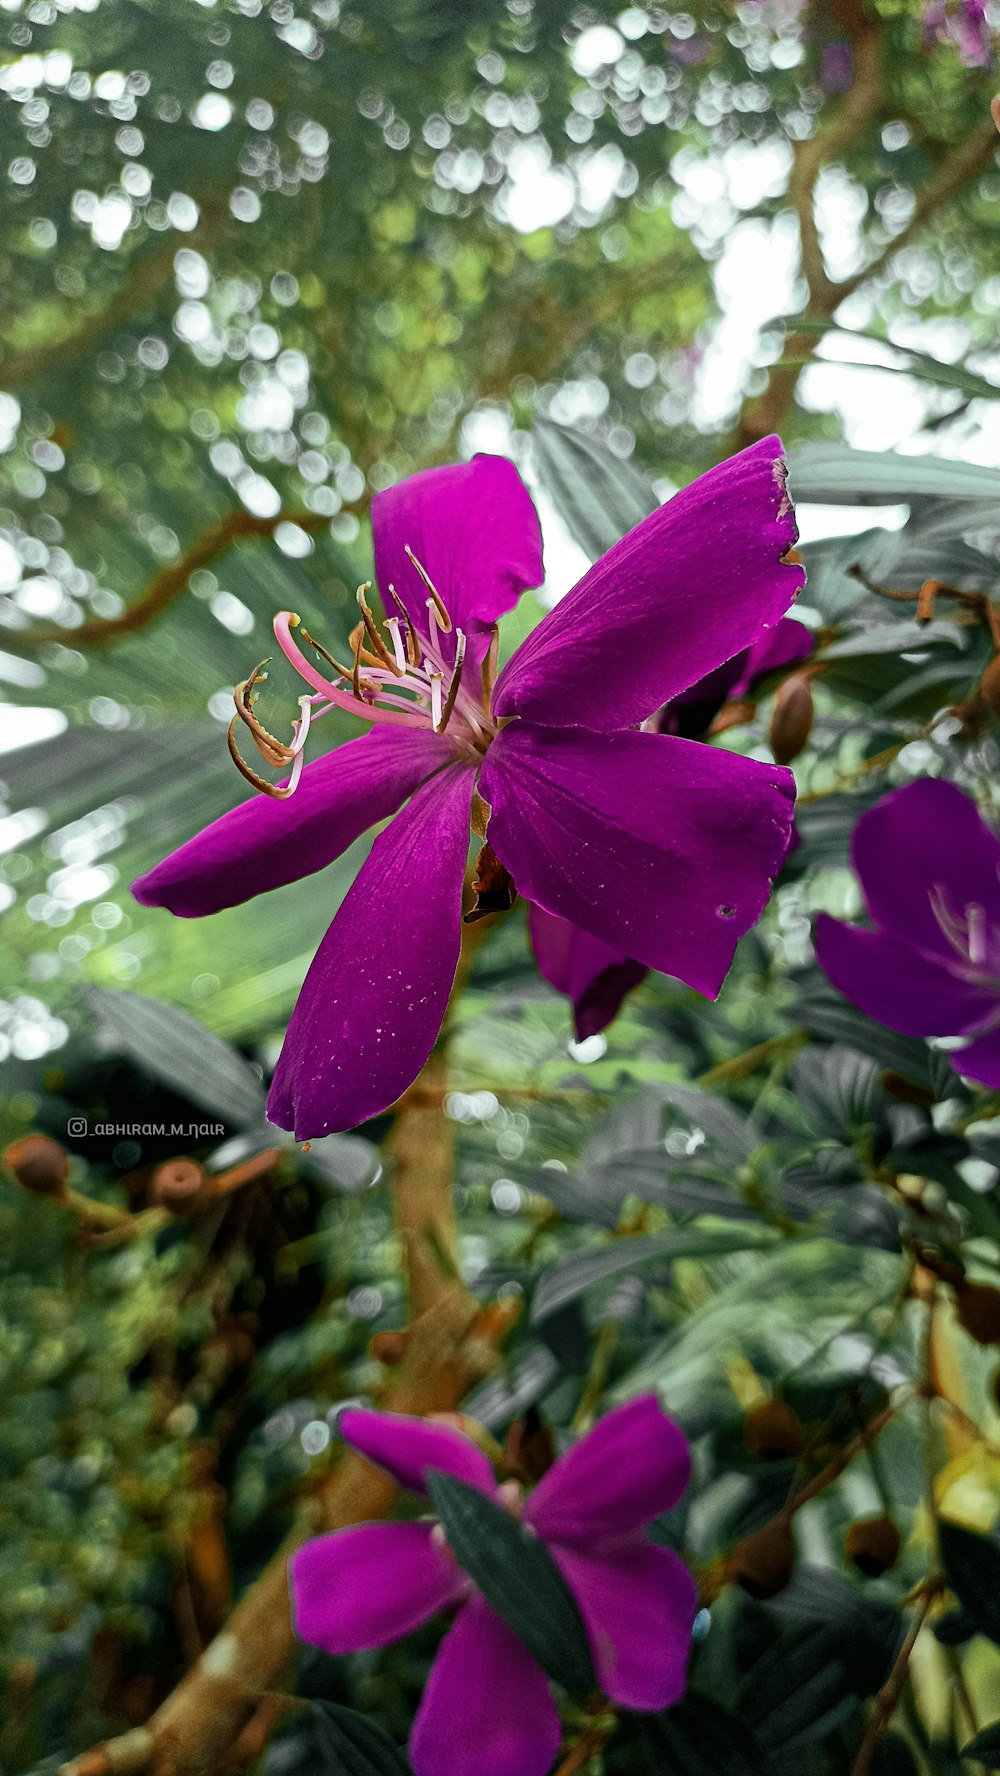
[532,415,659,561]
[425,1469,596,1696]
[307,1700,412,1776]
[531,1225,782,1326]
[84,985,266,1128]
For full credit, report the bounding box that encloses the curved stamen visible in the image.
[357,582,403,676]
[404,545,452,632]
[437,628,467,734]
[273,613,427,727]
[228,714,306,799]
[233,659,296,766]
[386,582,420,664]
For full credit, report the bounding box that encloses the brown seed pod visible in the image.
[371,1330,410,1366]
[502,1409,557,1484]
[743,1399,803,1460]
[844,1514,901,1577]
[769,672,814,766]
[954,1279,1000,1346]
[729,1515,796,1599]
[979,651,1000,717]
[3,1134,69,1199]
[151,1157,210,1214]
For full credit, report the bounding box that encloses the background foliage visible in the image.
[3,1,1000,1772]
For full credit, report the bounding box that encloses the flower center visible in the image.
[227,549,499,796]
[929,883,1000,987]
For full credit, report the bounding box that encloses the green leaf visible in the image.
[735,1623,861,1751]
[307,1700,412,1776]
[788,444,1000,504]
[639,1691,768,1774]
[531,416,658,561]
[820,620,964,659]
[961,1722,1000,1769]
[794,998,933,1089]
[530,1225,782,1326]
[939,1520,1000,1646]
[84,985,266,1128]
[424,1470,596,1696]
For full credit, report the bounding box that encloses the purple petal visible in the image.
[728,614,814,699]
[527,903,647,1040]
[290,1521,464,1653]
[409,1596,561,1776]
[851,780,1000,959]
[372,455,543,663]
[524,1397,690,1544]
[338,1407,499,1498]
[954,1024,1000,1089]
[479,724,795,999]
[132,727,452,917]
[813,914,996,1038]
[493,436,802,732]
[550,1539,696,1712]
[267,763,475,1136]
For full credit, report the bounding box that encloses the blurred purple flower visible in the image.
[815,779,1000,1089]
[135,443,801,1136]
[819,40,855,92]
[291,1397,697,1776]
[923,0,993,66]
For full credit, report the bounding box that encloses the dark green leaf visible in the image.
[530,1226,781,1326]
[531,416,658,561]
[735,1624,860,1751]
[84,986,266,1128]
[795,998,933,1089]
[639,1691,768,1774]
[961,1723,1000,1768]
[933,1607,978,1646]
[307,1700,412,1776]
[425,1470,595,1696]
[871,1731,921,1775]
[939,1521,1000,1645]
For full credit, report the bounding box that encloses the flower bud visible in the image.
[502,1409,557,1484]
[844,1514,901,1577]
[3,1134,69,1199]
[151,1158,210,1214]
[954,1278,1000,1346]
[729,1515,796,1599]
[743,1399,802,1460]
[371,1330,410,1366]
[769,672,814,766]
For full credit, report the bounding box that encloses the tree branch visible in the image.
[733,9,998,453]
[13,507,331,651]
[0,207,227,390]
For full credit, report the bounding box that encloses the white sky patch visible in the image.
[498,143,575,233]
[0,707,67,756]
[692,215,800,429]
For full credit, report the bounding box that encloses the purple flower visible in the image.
[290,1396,697,1776]
[923,0,993,66]
[531,614,814,1042]
[134,443,802,1136]
[654,613,814,743]
[814,779,1000,1089]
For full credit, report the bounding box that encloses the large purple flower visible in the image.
[531,613,814,1041]
[134,443,802,1136]
[290,1396,696,1776]
[814,779,1000,1089]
